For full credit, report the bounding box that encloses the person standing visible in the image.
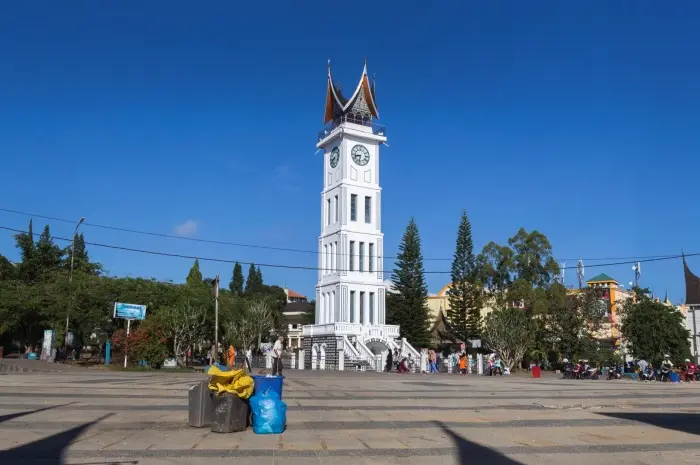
[272,336,284,376]
[385,349,393,372]
[208,343,216,366]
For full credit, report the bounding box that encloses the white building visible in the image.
[683,256,700,363]
[302,60,419,371]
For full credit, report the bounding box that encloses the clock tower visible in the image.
[302,60,418,371]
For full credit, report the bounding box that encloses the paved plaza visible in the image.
[1,360,700,464]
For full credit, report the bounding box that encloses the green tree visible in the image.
[386,218,431,347]
[302,300,316,325]
[186,259,203,286]
[64,233,103,276]
[476,242,514,311]
[508,228,559,289]
[244,263,263,295]
[229,262,244,295]
[0,254,17,281]
[35,225,63,274]
[542,286,607,360]
[14,219,39,282]
[619,288,691,365]
[483,308,535,371]
[447,210,482,341]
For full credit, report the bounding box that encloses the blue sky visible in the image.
[1,1,699,302]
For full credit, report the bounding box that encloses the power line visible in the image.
[0,225,445,274]
[1,225,697,277]
[0,207,686,263]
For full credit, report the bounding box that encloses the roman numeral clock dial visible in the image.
[351,144,370,166]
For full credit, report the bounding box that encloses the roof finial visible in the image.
[363,56,368,74]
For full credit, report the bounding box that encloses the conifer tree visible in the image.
[256,266,264,286]
[186,259,203,286]
[244,263,263,295]
[229,262,244,295]
[387,217,431,347]
[447,210,482,341]
[35,225,62,272]
[14,219,39,282]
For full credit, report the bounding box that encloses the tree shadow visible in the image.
[0,413,122,465]
[0,403,77,424]
[598,412,700,436]
[433,421,523,464]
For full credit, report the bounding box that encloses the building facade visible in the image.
[281,288,310,349]
[683,257,700,363]
[302,60,418,370]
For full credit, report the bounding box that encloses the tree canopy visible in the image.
[619,288,691,365]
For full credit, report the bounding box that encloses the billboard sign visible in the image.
[113,302,147,320]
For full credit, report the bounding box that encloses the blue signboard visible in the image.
[113,302,147,320]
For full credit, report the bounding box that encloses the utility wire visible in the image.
[1,225,697,275]
[0,207,686,263]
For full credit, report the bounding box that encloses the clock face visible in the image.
[351,145,370,166]
[329,147,340,168]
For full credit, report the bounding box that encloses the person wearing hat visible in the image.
[683,358,697,382]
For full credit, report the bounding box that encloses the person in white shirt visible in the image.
[272,336,284,376]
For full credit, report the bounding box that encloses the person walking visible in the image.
[272,336,284,376]
[385,349,393,372]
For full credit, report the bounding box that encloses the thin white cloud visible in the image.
[174,219,198,238]
[273,165,299,192]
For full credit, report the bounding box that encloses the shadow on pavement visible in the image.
[0,403,77,424]
[433,421,522,464]
[598,411,700,436]
[0,413,117,465]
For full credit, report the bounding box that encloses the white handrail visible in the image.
[355,339,376,365]
[401,338,420,359]
[343,336,360,359]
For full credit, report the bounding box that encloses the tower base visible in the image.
[301,323,420,371]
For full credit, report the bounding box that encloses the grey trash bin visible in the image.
[211,392,249,433]
[188,380,215,428]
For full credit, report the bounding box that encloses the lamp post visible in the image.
[65,217,85,351]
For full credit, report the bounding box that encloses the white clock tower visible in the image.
[302,60,418,371]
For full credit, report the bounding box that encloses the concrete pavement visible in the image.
[1,361,700,464]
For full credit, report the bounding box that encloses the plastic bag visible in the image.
[206,365,255,400]
[249,388,287,434]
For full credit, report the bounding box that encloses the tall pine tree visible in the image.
[64,233,102,275]
[186,259,203,286]
[244,263,262,295]
[35,225,62,273]
[14,219,39,282]
[387,218,431,347]
[447,210,482,341]
[229,262,244,295]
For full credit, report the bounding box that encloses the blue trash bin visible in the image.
[669,372,680,383]
[253,375,284,399]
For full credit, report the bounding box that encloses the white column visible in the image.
[299,350,305,370]
[316,292,325,325]
[329,291,335,323]
[338,350,345,371]
[372,293,378,325]
[331,242,336,272]
[362,293,369,325]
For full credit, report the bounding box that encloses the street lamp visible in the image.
[65,217,85,351]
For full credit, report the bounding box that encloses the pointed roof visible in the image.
[683,255,700,305]
[429,310,463,345]
[586,273,618,284]
[324,58,380,124]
